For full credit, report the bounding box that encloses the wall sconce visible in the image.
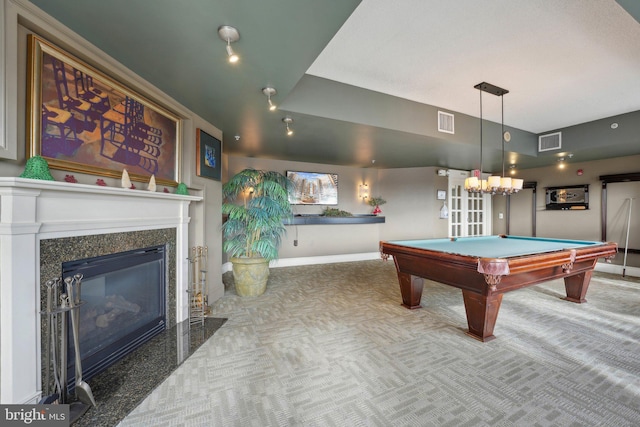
[557,153,573,170]
[262,87,277,111]
[359,183,369,199]
[218,25,240,63]
[283,116,294,136]
[557,157,565,169]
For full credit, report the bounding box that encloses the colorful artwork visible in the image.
[205,145,216,168]
[196,129,221,181]
[27,35,181,186]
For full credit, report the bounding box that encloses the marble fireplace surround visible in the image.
[39,229,178,330]
[0,178,201,404]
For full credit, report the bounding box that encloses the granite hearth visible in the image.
[74,317,226,427]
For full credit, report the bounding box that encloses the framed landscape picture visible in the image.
[26,34,182,186]
[196,128,221,181]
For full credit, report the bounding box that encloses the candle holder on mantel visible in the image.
[187,246,209,327]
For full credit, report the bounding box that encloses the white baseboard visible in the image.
[595,261,640,278]
[222,252,382,274]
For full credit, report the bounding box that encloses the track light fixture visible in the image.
[217,25,240,63]
[262,87,277,111]
[282,116,294,136]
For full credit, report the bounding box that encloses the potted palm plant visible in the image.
[222,168,293,296]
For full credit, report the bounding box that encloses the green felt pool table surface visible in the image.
[388,235,604,259]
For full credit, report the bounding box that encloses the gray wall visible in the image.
[226,156,451,262]
[493,154,640,267]
[378,167,449,241]
[226,156,381,260]
[227,153,640,268]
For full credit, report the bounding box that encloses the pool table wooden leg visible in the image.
[563,271,592,303]
[461,291,503,342]
[397,272,424,309]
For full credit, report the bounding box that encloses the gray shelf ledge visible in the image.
[284,214,385,225]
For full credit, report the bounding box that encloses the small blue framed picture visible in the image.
[196,128,221,181]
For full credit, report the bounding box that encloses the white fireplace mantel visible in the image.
[0,177,202,403]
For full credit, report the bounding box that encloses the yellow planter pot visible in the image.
[231,257,270,296]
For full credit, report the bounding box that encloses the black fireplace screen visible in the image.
[62,245,166,389]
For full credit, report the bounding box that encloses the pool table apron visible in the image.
[380,241,618,342]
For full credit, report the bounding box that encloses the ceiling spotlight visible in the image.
[282,116,294,136]
[218,25,240,63]
[262,87,277,111]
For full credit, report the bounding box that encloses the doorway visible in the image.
[447,170,492,237]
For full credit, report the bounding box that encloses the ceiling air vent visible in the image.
[438,111,454,134]
[538,132,562,152]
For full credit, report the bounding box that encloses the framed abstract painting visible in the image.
[26,34,182,186]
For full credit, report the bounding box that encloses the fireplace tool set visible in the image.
[187,246,209,327]
[41,274,96,418]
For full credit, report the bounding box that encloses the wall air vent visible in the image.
[538,132,562,152]
[438,111,454,134]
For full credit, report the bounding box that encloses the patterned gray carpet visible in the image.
[119,260,640,427]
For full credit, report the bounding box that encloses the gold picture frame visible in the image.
[26,34,182,186]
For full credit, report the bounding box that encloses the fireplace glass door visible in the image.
[62,245,166,389]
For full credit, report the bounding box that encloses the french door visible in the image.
[448,171,492,237]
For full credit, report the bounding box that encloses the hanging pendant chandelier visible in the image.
[465,82,523,196]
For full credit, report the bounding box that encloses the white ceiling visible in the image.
[308,0,640,133]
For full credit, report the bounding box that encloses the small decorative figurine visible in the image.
[175,183,189,195]
[121,169,132,189]
[19,155,55,181]
[96,179,107,186]
[147,175,157,192]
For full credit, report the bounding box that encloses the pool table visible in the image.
[380,235,617,342]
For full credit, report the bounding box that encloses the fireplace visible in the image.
[62,245,167,390]
[39,229,177,397]
[0,178,201,404]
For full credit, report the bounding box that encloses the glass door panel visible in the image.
[447,171,492,237]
